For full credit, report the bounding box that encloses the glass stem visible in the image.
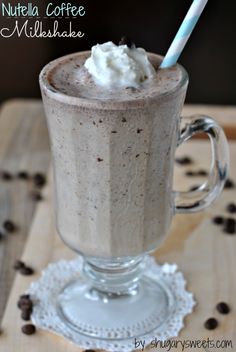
[82,255,146,295]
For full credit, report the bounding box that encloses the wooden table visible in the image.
[0,99,235,351]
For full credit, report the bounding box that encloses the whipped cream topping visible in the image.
[84,41,156,88]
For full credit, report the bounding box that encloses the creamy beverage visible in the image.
[40,42,187,258]
[39,31,229,347]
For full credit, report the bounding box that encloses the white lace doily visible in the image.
[27,256,195,352]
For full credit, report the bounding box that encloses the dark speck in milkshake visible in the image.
[137,129,143,134]
[97,158,103,162]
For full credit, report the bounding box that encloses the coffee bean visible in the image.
[32,173,46,188]
[175,156,193,165]
[226,203,236,213]
[212,216,224,225]
[204,317,218,330]
[30,191,43,202]
[137,128,143,134]
[19,300,33,311]
[0,171,13,181]
[97,158,103,162]
[20,266,34,276]
[18,297,33,310]
[21,324,36,335]
[17,295,31,308]
[17,171,29,180]
[21,309,32,321]
[189,185,199,192]
[216,302,230,314]
[185,170,195,177]
[3,220,16,233]
[224,179,234,189]
[19,294,31,301]
[119,36,134,48]
[185,169,208,177]
[223,218,236,235]
[198,169,208,176]
[14,260,25,270]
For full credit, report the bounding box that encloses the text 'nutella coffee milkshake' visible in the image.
[40,41,187,258]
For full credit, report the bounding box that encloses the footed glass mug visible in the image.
[40,52,229,341]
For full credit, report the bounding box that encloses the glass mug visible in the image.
[40,52,229,341]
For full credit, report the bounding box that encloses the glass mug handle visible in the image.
[174,115,230,213]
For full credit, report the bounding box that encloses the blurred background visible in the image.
[0,0,236,104]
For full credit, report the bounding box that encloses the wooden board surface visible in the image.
[0,99,50,321]
[0,100,236,351]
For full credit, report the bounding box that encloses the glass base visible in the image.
[57,275,174,340]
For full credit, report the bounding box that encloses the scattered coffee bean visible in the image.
[189,185,199,192]
[111,130,117,134]
[226,203,236,214]
[97,158,103,162]
[19,294,30,300]
[0,171,13,181]
[204,317,218,330]
[137,128,143,134]
[30,191,43,202]
[175,156,193,165]
[216,302,230,315]
[224,179,234,189]
[18,298,33,311]
[185,170,195,177]
[3,220,16,233]
[223,218,236,235]
[119,36,134,48]
[14,260,25,270]
[21,309,32,321]
[185,170,208,177]
[212,216,224,225]
[21,324,36,335]
[19,266,34,276]
[17,171,29,180]
[198,169,208,176]
[32,173,46,188]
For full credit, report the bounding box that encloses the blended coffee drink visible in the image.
[40,41,229,343]
[40,42,187,258]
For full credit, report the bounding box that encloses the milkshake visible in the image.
[39,42,229,342]
[40,42,187,258]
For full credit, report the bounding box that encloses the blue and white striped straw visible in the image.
[160,0,208,68]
